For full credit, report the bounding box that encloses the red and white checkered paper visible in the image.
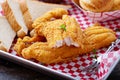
[0,0,120,80]
[72,0,120,22]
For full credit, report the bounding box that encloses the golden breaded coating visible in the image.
[21,42,81,64]
[19,25,116,64]
[111,0,120,10]
[14,25,116,64]
[14,8,116,64]
[82,26,116,51]
[79,0,114,12]
[34,15,84,48]
[32,8,68,28]
[14,35,46,54]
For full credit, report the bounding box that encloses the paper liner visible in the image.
[72,0,120,22]
[98,50,120,80]
[0,0,120,79]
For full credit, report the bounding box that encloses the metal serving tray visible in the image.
[0,50,75,80]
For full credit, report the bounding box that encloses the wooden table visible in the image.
[0,58,119,80]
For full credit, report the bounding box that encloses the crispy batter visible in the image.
[34,15,84,48]
[14,35,46,54]
[21,42,81,64]
[82,26,116,51]
[32,8,68,28]
[18,25,116,64]
[111,0,120,10]
[79,0,114,12]
[14,8,116,64]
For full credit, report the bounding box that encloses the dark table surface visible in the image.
[0,58,119,80]
[0,58,55,80]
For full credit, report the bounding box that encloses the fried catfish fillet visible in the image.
[32,8,84,48]
[14,35,46,54]
[14,25,116,64]
[32,8,68,28]
[34,15,84,48]
[19,25,116,64]
[82,25,116,51]
[14,8,116,64]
